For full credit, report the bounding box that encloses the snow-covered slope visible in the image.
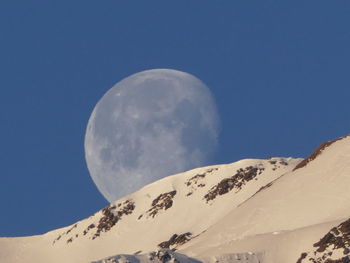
[180,135,350,263]
[1,135,350,263]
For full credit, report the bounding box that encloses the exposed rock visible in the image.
[294,136,348,171]
[279,159,289,166]
[52,234,61,245]
[296,218,350,262]
[185,168,218,187]
[53,223,78,244]
[83,224,95,236]
[158,232,192,249]
[66,224,77,235]
[185,168,218,196]
[185,173,206,186]
[296,252,307,263]
[92,200,135,240]
[204,165,264,202]
[254,182,273,196]
[146,191,177,218]
[268,158,289,171]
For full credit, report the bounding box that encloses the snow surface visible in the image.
[1,135,350,263]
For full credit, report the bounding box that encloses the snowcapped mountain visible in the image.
[1,135,350,263]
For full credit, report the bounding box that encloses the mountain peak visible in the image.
[294,134,349,171]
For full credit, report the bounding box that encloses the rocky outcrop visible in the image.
[146,191,177,218]
[53,200,136,244]
[185,168,218,196]
[204,165,264,202]
[296,218,350,262]
[185,168,218,187]
[53,223,78,245]
[92,200,135,239]
[158,232,192,249]
[268,158,289,170]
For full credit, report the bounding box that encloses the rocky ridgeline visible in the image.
[141,190,177,219]
[158,232,193,249]
[204,165,265,202]
[92,200,135,240]
[185,168,218,196]
[294,136,348,171]
[52,223,78,245]
[268,158,289,170]
[53,200,135,245]
[297,218,350,263]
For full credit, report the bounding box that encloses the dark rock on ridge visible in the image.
[204,165,264,202]
[294,135,348,171]
[146,190,177,218]
[92,200,135,239]
[158,232,192,249]
[185,168,218,197]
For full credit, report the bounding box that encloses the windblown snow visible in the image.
[1,135,350,263]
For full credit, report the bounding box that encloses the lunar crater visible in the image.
[85,69,220,202]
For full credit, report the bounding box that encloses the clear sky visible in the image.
[1,1,349,236]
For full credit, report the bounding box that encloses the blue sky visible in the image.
[1,1,350,236]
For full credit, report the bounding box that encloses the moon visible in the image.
[85,69,220,202]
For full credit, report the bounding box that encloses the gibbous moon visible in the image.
[85,69,220,202]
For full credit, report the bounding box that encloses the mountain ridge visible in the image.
[1,134,350,263]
